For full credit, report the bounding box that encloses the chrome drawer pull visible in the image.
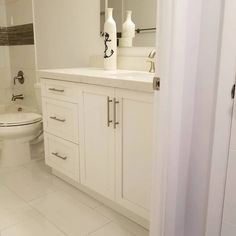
[113,98,119,129]
[50,116,66,122]
[48,88,65,93]
[107,96,113,127]
[52,152,67,160]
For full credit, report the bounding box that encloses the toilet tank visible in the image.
[34,82,42,114]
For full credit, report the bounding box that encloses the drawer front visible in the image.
[41,79,79,102]
[44,133,80,181]
[42,98,79,143]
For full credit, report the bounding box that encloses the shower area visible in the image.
[0,0,43,162]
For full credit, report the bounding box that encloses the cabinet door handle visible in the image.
[50,116,66,122]
[107,96,113,127]
[52,152,67,160]
[113,98,119,129]
[49,88,65,93]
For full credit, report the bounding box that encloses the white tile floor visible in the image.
[0,160,149,236]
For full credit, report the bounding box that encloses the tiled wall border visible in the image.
[0,23,34,46]
[0,27,9,46]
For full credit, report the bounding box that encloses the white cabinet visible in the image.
[41,77,154,222]
[79,85,116,200]
[41,79,80,182]
[115,89,153,219]
[78,85,153,218]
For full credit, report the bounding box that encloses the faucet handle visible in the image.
[147,60,155,73]
[148,49,156,58]
[14,71,24,85]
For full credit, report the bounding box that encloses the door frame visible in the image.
[150,0,232,235]
[150,0,206,235]
[205,0,236,234]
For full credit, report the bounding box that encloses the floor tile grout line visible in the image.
[0,177,60,204]
[2,181,146,235]
[55,186,103,210]
[1,163,148,236]
[1,160,104,211]
[85,221,113,236]
[0,173,69,235]
[0,208,68,236]
[93,207,149,235]
[1,160,102,211]
[26,203,69,236]
[0,184,46,233]
[1,166,110,224]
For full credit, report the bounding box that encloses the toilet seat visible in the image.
[0,113,42,127]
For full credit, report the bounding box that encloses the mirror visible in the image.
[100,0,156,47]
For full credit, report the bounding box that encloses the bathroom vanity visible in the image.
[38,68,155,228]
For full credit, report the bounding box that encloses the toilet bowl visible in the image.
[0,113,42,167]
[0,82,43,167]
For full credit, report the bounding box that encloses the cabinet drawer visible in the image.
[41,79,79,102]
[42,98,79,143]
[44,133,80,181]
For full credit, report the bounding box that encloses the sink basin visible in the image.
[107,71,154,80]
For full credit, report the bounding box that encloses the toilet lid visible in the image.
[0,113,42,127]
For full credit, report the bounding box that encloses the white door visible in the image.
[221,84,236,235]
[205,0,236,234]
[115,88,154,219]
[220,0,236,234]
[79,85,116,200]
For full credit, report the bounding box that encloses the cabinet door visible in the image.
[115,89,154,219]
[79,85,115,200]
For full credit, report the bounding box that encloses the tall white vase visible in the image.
[122,10,135,38]
[120,10,135,47]
[103,8,117,70]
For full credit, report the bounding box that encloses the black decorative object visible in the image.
[102,32,114,59]
[103,8,117,70]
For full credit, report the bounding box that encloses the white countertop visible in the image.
[37,68,154,92]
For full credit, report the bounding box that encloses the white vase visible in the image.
[103,8,117,71]
[122,10,135,39]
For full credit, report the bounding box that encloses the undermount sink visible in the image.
[106,71,154,79]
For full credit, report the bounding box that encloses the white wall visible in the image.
[0,0,37,108]
[124,0,156,47]
[5,0,37,109]
[108,0,123,31]
[0,0,11,104]
[0,0,7,26]
[5,0,33,26]
[33,0,103,70]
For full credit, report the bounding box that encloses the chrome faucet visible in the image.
[147,49,156,73]
[12,94,24,101]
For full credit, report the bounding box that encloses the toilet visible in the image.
[0,83,43,167]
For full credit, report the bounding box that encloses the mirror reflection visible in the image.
[100,0,157,47]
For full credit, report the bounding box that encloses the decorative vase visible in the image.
[122,10,135,47]
[103,8,117,70]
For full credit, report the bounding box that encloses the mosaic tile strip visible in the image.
[0,23,34,46]
[0,27,9,46]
